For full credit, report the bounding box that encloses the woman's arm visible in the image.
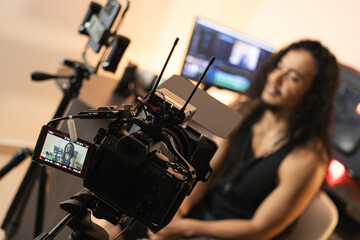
[149,143,328,240]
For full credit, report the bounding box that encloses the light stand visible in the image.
[1,0,130,237]
[1,59,90,238]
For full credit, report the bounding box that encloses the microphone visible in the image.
[148,37,179,100]
[178,56,215,117]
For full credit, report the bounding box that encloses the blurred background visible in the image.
[1,0,360,239]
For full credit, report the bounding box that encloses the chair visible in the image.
[286,191,339,240]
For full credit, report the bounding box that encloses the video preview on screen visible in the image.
[39,130,90,175]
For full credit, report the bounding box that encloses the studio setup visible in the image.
[1,0,360,239]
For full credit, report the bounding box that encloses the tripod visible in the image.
[0,59,90,239]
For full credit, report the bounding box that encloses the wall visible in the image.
[1,0,360,146]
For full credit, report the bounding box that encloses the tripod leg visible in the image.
[1,162,42,238]
[2,61,88,238]
[35,165,49,237]
[0,148,32,179]
[34,213,74,240]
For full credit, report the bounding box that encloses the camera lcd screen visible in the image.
[33,126,93,177]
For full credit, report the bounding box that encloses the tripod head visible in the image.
[31,59,91,125]
[31,59,90,98]
[35,189,127,240]
[61,189,124,226]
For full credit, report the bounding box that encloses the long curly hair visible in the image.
[248,40,340,155]
[61,142,75,163]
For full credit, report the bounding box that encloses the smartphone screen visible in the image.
[33,126,94,177]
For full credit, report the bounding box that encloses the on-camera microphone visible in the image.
[178,56,215,117]
[148,37,179,100]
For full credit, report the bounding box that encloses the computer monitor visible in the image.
[331,65,360,154]
[181,17,274,93]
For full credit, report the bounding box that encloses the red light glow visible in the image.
[326,159,347,186]
[356,102,360,115]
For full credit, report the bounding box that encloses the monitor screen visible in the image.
[331,65,360,154]
[181,17,274,93]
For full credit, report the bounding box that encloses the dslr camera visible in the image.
[32,78,217,232]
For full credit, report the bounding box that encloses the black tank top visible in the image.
[206,107,297,220]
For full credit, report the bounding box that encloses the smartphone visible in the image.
[32,125,95,177]
[89,0,121,53]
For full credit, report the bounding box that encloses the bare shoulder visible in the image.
[279,138,328,184]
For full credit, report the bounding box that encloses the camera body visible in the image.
[33,87,217,232]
